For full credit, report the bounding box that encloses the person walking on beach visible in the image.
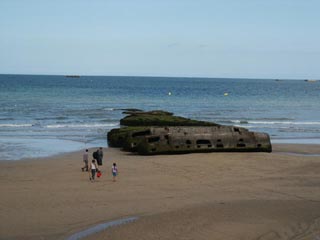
[93,148,102,166]
[97,147,103,166]
[89,159,98,182]
[92,149,98,161]
[81,149,89,172]
[112,163,118,182]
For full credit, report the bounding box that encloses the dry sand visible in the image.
[0,144,320,240]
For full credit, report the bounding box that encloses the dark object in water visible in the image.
[304,79,317,82]
[65,75,80,78]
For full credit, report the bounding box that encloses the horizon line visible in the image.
[0,73,312,81]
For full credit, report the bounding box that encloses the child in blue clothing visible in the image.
[112,163,118,182]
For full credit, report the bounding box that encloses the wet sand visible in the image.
[0,144,320,240]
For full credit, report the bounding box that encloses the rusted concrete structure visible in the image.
[119,126,271,155]
[107,110,272,155]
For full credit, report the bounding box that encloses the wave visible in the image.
[248,121,320,125]
[64,107,116,115]
[100,119,120,123]
[254,118,294,121]
[221,120,320,125]
[0,118,15,121]
[0,123,33,127]
[103,107,115,111]
[233,125,255,128]
[279,128,320,133]
[0,122,119,129]
[219,120,250,124]
[45,123,119,128]
[35,116,68,120]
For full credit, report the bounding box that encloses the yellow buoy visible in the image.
[224,92,229,96]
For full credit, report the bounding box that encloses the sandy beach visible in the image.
[1,144,320,240]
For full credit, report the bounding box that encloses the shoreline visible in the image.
[0,147,100,163]
[1,144,320,239]
[1,142,320,162]
[0,136,107,161]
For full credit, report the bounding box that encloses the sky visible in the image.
[0,0,319,79]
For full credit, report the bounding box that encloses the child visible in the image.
[89,159,98,182]
[112,163,118,182]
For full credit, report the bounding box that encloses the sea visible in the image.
[0,74,319,160]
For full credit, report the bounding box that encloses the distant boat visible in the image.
[65,75,80,78]
[304,79,317,82]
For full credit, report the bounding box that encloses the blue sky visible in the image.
[0,0,319,79]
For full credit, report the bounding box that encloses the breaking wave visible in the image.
[45,123,119,128]
[248,121,320,125]
[221,120,320,125]
[0,124,33,127]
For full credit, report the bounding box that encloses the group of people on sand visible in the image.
[82,147,118,182]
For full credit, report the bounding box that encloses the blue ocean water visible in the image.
[0,74,319,160]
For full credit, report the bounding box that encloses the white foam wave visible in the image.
[234,125,255,128]
[229,120,248,124]
[46,123,118,128]
[248,121,320,125]
[0,124,33,127]
[229,120,320,125]
[103,108,114,111]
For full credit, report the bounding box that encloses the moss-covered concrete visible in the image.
[120,110,219,127]
[107,110,272,154]
[107,127,148,148]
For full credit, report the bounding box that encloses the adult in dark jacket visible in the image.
[97,147,103,166]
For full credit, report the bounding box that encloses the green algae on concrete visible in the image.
[107,127,148,148]
[108,111,219,149]
[120,110,219,127]
[107,110,272,154]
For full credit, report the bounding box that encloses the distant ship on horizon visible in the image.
[65,75,80,78]
[304,79,318,82]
